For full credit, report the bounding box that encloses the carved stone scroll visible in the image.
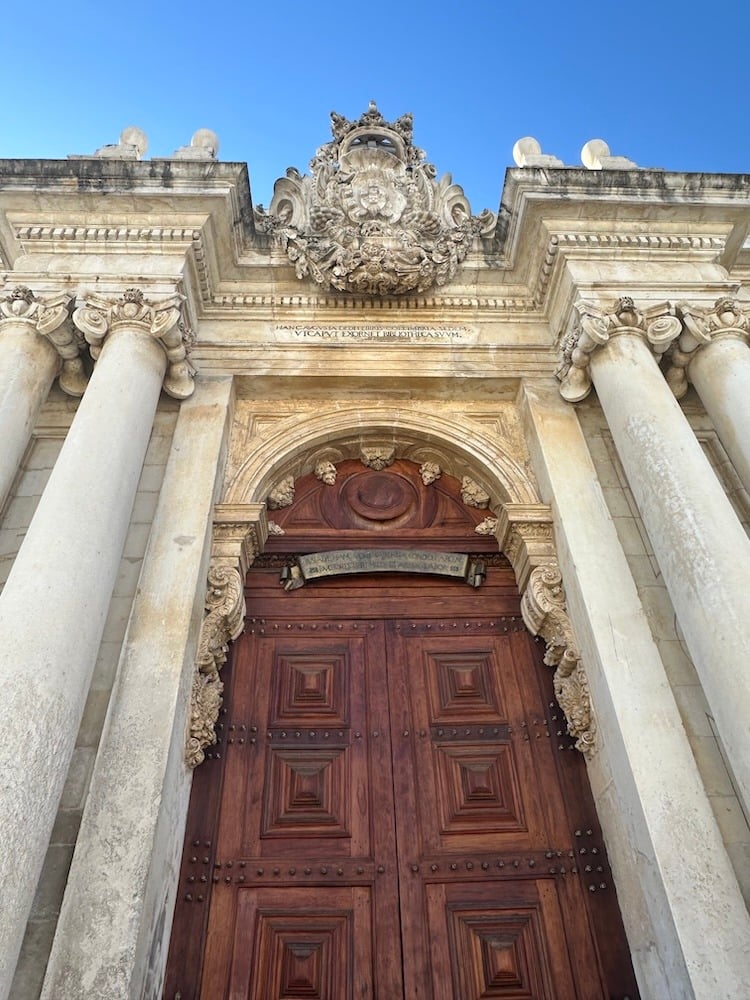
[556,296,681,402]
[73,286,195,399]
[186,564,245,768]
[0,285,87,396]
[186,504,267,767]
[521,566,595,753]
[497,503,595,753]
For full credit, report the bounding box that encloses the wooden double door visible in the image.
[166,569,638,999]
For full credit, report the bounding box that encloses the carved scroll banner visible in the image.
[281,549,486,590]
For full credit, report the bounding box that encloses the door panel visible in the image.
[166,571,639,999]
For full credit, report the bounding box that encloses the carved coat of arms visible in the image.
[256,102,494,296]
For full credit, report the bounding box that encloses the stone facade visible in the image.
[0,109,750,998]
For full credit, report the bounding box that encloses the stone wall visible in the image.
[578,397,750,908]
[1,393,178,999]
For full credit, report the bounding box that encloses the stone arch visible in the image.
[224,405,540,508]
[188,404,595,767]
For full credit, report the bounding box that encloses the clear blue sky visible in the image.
[4,1,748,215]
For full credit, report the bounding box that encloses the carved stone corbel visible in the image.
[186,504,268,767]
[666,297,750,398]
[556,296,681,402]
[73,286,195,399]
[0,285,87,395]
[521,566,595,752]
[496,503,595,753]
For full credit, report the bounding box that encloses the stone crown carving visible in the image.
[556,296,681,402]
[0,285,87,396]
[73,287,195,399]
[255,102,495,296]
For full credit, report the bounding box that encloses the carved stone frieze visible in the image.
[460,476,490,509]
[520,566,596,753]
[0,285,87,396]
[186,563,245,768]
[360,445,395,471]
[256,102,494,296]
[666,297,750,398]
[267,475,295,509]
[419,461,441,485]
[556,296,682,402]
[314,460,337,485]
[72,287,195,399]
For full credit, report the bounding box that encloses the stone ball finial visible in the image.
[119,126,148,158]
[191,129,219,156]
[581,139,611,170]
[512,137,542,166]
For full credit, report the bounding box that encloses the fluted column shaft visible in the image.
[589,330,750,815]
[0,309,175,995]
[0,288,85,512]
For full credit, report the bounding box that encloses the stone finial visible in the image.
[85,126,149,160]
[0,285,87,396]
[512,137,564,168]
[580,139,638,170]
[72,287,195,398]
[665,297,750,398]
[556,297,681,402]
[171,129,220,160]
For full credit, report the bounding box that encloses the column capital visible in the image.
[556,296,681,402]
[72,286,195,399]
[0,284,87,396]
[495,503,556,593]
[666,296,750,398]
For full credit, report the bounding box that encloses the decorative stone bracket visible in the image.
[556,296,682,403]
[73,286,195,399]
[186,504,268,767]
[0,285,88,395]
[665,296,750,398]
[496,504,596,753]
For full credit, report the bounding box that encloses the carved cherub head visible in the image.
[314,460,337,485]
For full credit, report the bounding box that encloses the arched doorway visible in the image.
[165,461,638,998]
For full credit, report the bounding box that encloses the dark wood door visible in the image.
[166,570,638,999]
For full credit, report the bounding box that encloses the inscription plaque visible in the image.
[281,550,486,590]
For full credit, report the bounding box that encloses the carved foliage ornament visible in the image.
[256,102,495,296]
[72,287,195,399]
[520,566,596,752]
[0,285,87,396]
[186,564,245,767]
[556,296,681,403]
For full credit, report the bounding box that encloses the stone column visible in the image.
[520,379,750,999]
[0,285,86,512]
[41,381,262,999]
[558,295,750,819]
[666,296,750,493]
[0,288,194,998]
